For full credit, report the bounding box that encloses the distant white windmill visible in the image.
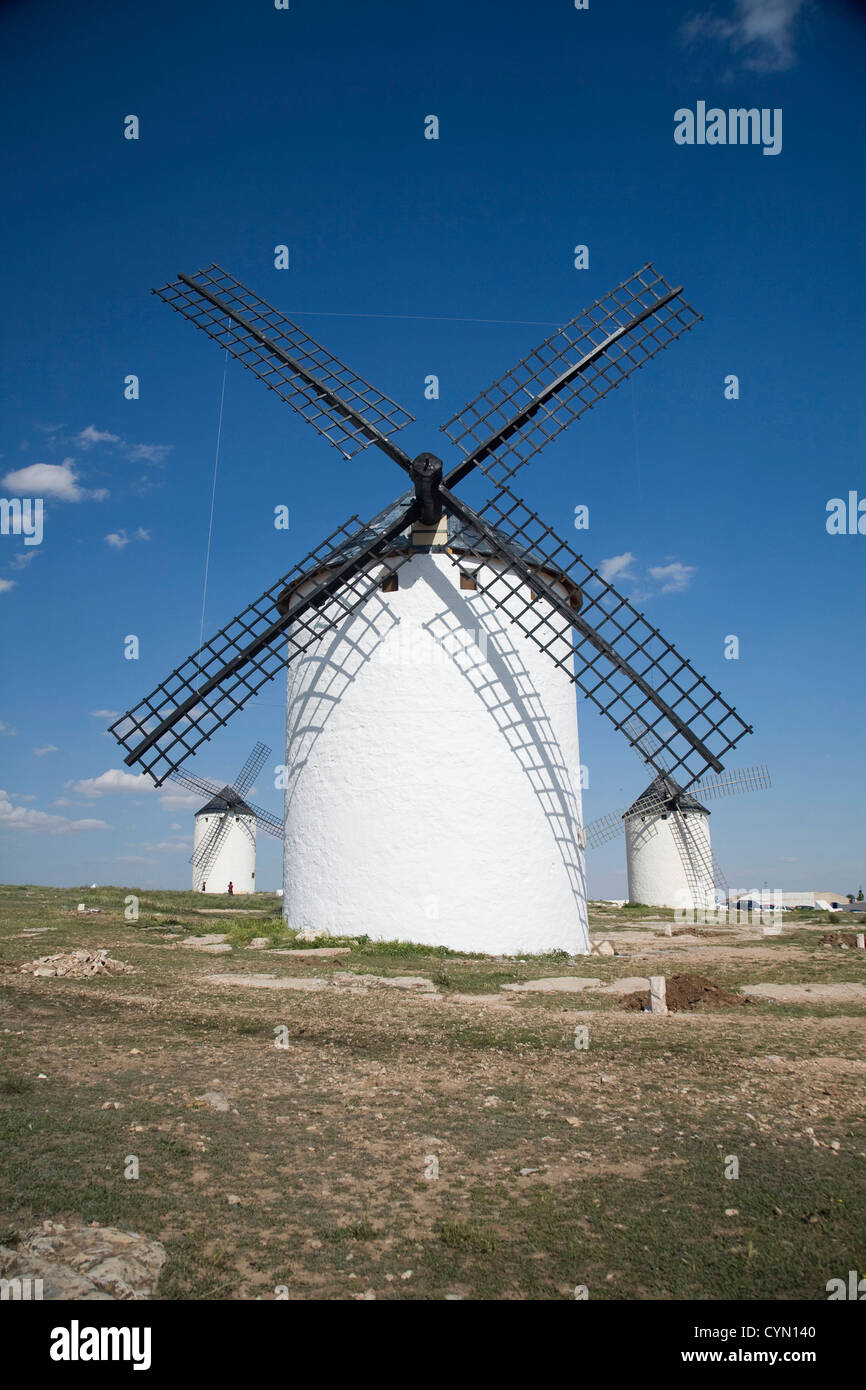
[167,742,283,895]
[585,716,770,910]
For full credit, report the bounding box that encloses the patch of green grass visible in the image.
[435,1218,499,1253]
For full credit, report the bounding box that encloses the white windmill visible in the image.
[584,716,771,911]
[110,263,755,955]
[167,742,283,895]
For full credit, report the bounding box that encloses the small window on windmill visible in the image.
[381,571,398,593]
[459,570,477,591]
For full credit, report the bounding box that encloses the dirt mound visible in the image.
[19,949,134,979]
[819,932,861,948]
[622,973,748,1013]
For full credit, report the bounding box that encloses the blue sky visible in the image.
[0,0,863,898]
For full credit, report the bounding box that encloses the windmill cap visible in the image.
[195,785,255,816]
[623,772,709,818]
[276,509,582,612]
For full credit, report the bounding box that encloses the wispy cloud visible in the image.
[646,561,697,594]
[7,551,39,571]
[33,745,58,757]
[75,426,121,450]
[2,460,107,503]
[105,527,151,550]
[90,709,120,720]
[0,721,17,737]
[597,553,697,601]
[0,579,15,594]
[681,0,807,73]
[599,551,637,584]
[126,443,172,465]
[72,424,172,468]
[0,789,109,834]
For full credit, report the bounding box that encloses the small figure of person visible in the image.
[227,881,234,896]
[201,882,206,892]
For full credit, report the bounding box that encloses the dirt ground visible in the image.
[1,884,865,1301]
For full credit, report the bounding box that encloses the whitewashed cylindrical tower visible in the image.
[624,775,714,911]
[192,789,256,894]
[280,517,589,955]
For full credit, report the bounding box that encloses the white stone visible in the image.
[592,939,616,957]
[282,550,588,956]
[649,975,668,1015]
[500,976,602,993]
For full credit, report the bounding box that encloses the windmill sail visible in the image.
[108,261,755,808]
[440,485,752,790]
[110,495,418,784]
[154,265,415,462]
[441,263,700,488]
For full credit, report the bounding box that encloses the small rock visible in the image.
[724,1209,739,1217]
[592,940,616,957]
[226,1195,241,1206]
[198,1091,231,1112]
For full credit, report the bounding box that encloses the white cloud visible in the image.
[0,579,15,594]
[90,709,120,719]
[646,561,697,594]
[115,854,155,865]
[7,551,38,571]
[0,721,17,736]
[125,442,172,465]
[2,460,107,503]
[599,551,636,584]
[105,527,150,550]
[0,788,109,834]
[157,787,201,811]
[11,793,37,802]
[681,0,807,73]
[75,425,121,450]
[33,745,58,757]
[70,768,157,798]
[140,840,192,853]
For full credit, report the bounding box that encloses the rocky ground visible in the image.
[1,883,864,1300]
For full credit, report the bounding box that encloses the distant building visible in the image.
[727,890,849,911]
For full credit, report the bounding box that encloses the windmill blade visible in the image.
[441,263,700,489]
[234,741,271,799]
[153,265,415,465]
[622,713,676,773]
[583,806,631,850]
[191,814,223,869]
[690,765,771,802]
[671,808,726,900]
[191,812,230,874]
[243,798,284,840]
[109,493,420,785]
[440,484,752,791]
[194,814,234,882]
[168,767,223,802]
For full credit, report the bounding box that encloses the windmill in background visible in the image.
[168,741,282,894]
[110,262,756,953]
[584,715,771,910]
